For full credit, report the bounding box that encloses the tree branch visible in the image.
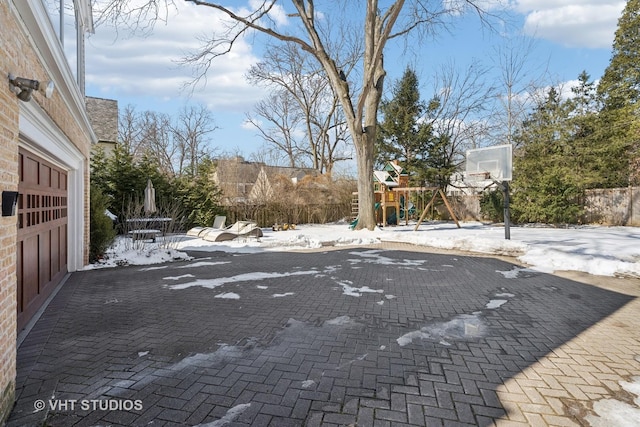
[186,0,314,52]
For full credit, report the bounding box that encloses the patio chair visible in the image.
[201,220,263,242]
[186,215,227,237]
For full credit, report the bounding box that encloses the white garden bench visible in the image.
[128,229,162,242]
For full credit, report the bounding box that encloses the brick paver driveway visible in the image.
[8,244,640,426]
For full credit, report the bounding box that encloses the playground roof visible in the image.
[373,170,400,187]
[384,161,406,176]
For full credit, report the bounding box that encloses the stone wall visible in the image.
[583,187,640,226]
[446,187,640,226]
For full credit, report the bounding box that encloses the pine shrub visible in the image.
[479,190,504,223]
[90,184,116,263]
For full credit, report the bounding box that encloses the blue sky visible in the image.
[83,1,625,165]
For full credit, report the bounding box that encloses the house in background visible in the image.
[86,96,119,157]
[213,156,319,205]
[0,0,95,422]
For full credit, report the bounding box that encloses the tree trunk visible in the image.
[349,0,388,230]
[354,132,376,230]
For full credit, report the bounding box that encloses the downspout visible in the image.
[75,5,85,95]
[60,0,64,46]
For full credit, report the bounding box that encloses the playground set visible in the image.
[351,160,460,228]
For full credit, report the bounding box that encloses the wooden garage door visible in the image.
[17,148,68,331]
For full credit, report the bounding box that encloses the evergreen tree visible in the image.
[565,72,609,189]
[598,0,640,111]
[511,88,584,223]
[377,67,433,185]
[597,0,640,186]
[422,133,457,189]
[90,145,111,196]
[173,157,223,229]
[89,183,116,262]
[94,144,171,221]
[105,143,148,216]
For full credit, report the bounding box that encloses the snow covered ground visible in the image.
[88,220,640,278]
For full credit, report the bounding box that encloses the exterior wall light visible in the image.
[8,73,55,102]
[2,191,19,217]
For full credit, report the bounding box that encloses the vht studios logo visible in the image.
[34,399,143,412]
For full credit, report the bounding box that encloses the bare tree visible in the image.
[313,106,351,176]
[248,145,288,167]
[118,104,145,158]
[137,110,177,176]
[97,0,493,229]
[246,90,303,168]
[119,105,176,170]
[118,104,217,176]
[172,104,218,176]
[247,41,355,174]
[425,60,496,177]
[490,36,549,147]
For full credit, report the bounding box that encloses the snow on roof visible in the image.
[385,161,406,175]
[373,170,399,187]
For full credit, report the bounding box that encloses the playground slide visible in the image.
[349,217,358,229]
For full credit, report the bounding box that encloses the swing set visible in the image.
[352,160,461,229]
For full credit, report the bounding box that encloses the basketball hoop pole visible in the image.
[503,181,511,240]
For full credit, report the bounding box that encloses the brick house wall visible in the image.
[0,2,20,420]
[0,1,94,422]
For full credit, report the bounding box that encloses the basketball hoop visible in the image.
[465,171,491,181]
[465,144,513,240]
[464,171,494,191]
[465,144,512,183]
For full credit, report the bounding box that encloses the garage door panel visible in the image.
[17,148,68,331]
[23,157,39,185]
[16,244,22,314]
[40,164,50,187]
[60,224,67,269]
[51,227,59,276]
[39,231,51,289]
[20,237,39,309]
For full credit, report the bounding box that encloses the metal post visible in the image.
[60,0,64,46]
[503,181,511,240]
[76,6,85,95]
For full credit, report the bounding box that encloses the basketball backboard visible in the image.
[465,144,512,182]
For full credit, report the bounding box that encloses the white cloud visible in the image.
[510,1,625,49]
[86,1,268,111]
[248,0,289,26]
[242,118,261,130]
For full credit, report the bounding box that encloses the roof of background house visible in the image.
[266,165,318,180]
[85,96,118,144]
[214,157,318,184]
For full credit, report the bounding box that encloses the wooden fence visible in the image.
[220,187,640,227]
